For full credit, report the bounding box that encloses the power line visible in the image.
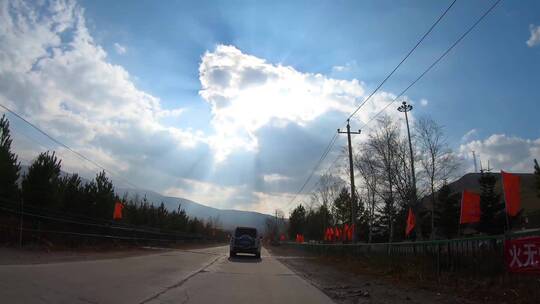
[289,0,501,207]
[347,0,458,120]
[287,1,458,207]
[0,103,140,190]
[286,133,339,207]
[306,152,346,197]
[361,0,502,130]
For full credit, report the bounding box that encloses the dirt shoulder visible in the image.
[0,242,226,265]
[268,245,488,304]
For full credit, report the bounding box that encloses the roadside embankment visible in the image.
[270,238,540,304]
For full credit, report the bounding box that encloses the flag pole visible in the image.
[458,190,464,237]
[501,171,510,233]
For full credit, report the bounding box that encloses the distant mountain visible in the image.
[116,188,273,232]
[19,165,273,232]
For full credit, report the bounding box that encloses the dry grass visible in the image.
[269,245,540,304]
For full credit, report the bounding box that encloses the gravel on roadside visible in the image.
[267,245,479,304]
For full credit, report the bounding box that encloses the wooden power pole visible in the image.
[338,119,361,243]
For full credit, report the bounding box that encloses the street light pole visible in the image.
[397,101,418,227]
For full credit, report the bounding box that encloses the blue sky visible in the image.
[1,0,539,214]
[82,0,540,141]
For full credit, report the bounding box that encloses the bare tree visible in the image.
[266,209,286,240]
[415,116,459,239]
[365,115,402,242]
[358,114,428,241]
[312,173,344,226]
[355,149,380,243]
[317,173,341,206]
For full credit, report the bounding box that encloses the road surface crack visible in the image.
[138,255,223,304]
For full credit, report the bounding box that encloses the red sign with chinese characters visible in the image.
[505,236,540,273]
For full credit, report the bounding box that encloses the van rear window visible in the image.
[235,228,257,238]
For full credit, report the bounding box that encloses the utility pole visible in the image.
[397,101,419,235]
[274,209,278,241]
[338,119,361,243]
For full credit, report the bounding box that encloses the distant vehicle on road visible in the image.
[230,227,261,258]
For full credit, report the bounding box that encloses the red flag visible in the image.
[348,224,354,241]
[405,208,415,236]
[113,201,124,220]
[502,171,521,217]
[460,190,481,224]
[344,224,349,241]
[279,234,286,241]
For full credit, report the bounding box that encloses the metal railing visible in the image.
[284,229,540,275]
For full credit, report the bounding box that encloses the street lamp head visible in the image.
[397,101,413,112]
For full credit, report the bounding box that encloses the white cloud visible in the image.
[461,128,478,142]
[262,173,290,183]
[199,45,389,162]
[164,179,247,210]
[244,192,296,217]
[113,42,127,54]
[332,65,347,72]
[526,24,540,48]
[0,0,418,213]
[0,0,202,184]
[331,60,357,73]
[245,191,303,215]
[156,108,184,118]
[459,134,540,173]
[420,98,429,106]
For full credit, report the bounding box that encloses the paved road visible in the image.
[0,246,334,304]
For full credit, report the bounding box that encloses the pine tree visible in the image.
[84,171,116,220]
[434,184,460,238]
[22,151,61,209]
[478,171,504,235]
[288,204,306,239]
[0,114,21,203]
[304,203,334,241]
[332,187,361,225]
[58,173,85,214]
[355,196,370,242]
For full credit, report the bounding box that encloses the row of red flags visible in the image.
[459,171,521,223]
[324,224,355,242]
[406,170,521,236]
